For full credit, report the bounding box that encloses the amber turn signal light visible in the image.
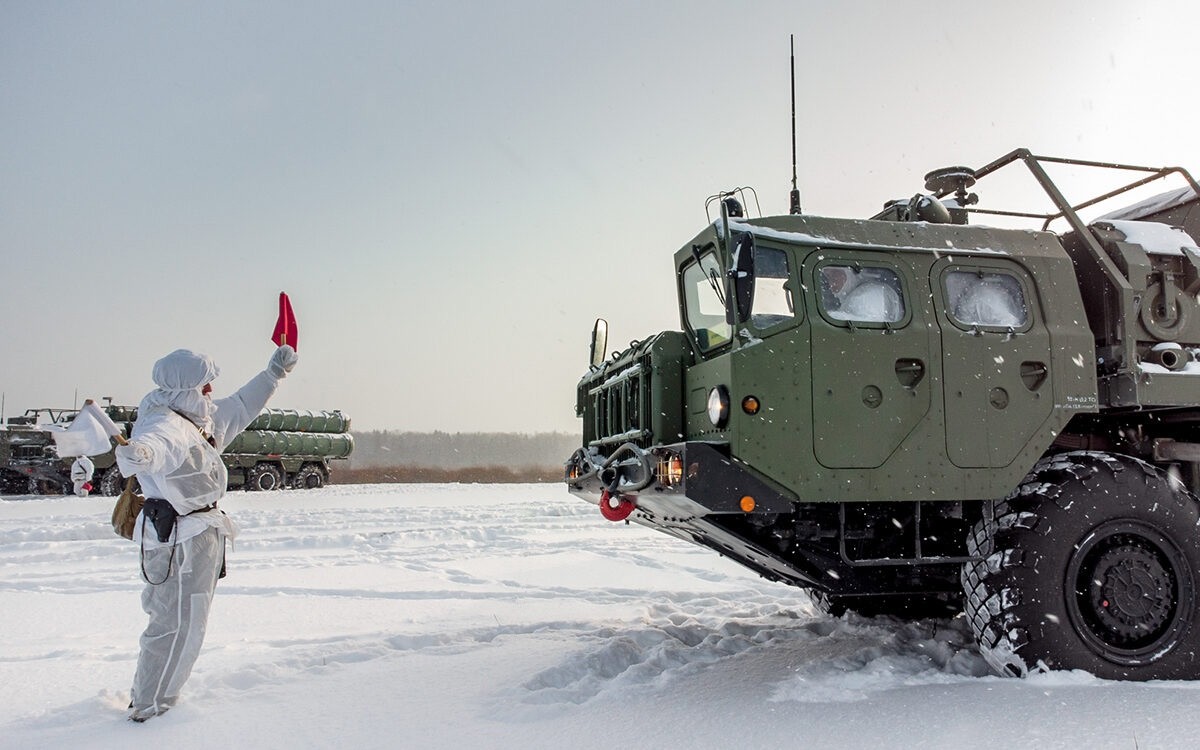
[742,396,761,415]
[739,495,756,512]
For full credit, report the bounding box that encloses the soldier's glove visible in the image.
[268,345,298,379]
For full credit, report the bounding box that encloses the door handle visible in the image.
[895,359,926,388]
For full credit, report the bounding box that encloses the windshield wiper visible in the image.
[692,244,725,305]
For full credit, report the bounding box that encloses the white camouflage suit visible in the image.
[116,346,297,722]
[70,455,95,496]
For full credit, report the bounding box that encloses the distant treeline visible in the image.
[331,465,564,484]
[340,431,579,483]
[348,430,578,469]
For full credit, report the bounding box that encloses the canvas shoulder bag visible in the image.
[111,476,144,540]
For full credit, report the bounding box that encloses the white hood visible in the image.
[139,349,220,435]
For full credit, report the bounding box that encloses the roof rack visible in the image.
[938,148,1200,234]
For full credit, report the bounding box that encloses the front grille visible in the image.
[587,358,652,453]
[575,331,688,460]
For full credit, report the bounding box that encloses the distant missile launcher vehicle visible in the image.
[0,405,353,495]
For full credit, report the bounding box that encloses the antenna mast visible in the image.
[789,34,802,215]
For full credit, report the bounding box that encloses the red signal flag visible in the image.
[272,292,298,351]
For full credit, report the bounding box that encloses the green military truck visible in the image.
[1,405,353,495]
[221,408,354,491]
[565,149,1200,680]
[0,409,73,494]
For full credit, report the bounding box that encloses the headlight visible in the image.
[706,385,730,428]
[655,450,684,487]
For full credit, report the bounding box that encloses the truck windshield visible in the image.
[683,251,731,351]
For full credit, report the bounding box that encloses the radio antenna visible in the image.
[789,34,802,215]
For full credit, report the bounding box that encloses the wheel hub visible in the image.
[1072,528,1185,657]
[1087,542,1174,644]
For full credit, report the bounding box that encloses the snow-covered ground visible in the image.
[3,483,1200,749]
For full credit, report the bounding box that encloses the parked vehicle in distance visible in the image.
[1,404,353,495]
[0,409,70,494]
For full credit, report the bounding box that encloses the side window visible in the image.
[945,270,1028,329]
[750,246,795,329]
[818,265,905,323]
[682,251,732,351]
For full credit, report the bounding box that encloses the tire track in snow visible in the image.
[517,602,991,707]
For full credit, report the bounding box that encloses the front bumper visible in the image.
[9,460,69,487]
[564,441,816,586]
[564,442,974,595]
[565,441,794,518]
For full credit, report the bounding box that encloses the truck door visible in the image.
[934,259,1053,468]
[727,242,811,488]
[808,256,932,469]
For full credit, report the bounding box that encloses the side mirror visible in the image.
[589,319,608,369]
[728,232,755,324]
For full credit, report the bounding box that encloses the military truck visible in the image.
[1,405,353,495]
[0,409,78,494]
[565,148,1200,680]
[220,408,354,491]
[85,407,354,494]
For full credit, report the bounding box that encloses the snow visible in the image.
[718,218,1014,255]
[828,281,904,322]
[1138,360,1200,375]
[1105,220,1199,256]
[4,483,1200,748]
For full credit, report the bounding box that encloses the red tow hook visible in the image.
[599,489,636,522]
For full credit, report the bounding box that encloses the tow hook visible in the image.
[599,488,636,522]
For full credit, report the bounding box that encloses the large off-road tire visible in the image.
[246,462,284,492]
[27,477,65,495]
[99,465,126,497]
[0,470,27,495]
[291,463,325,490]
[810,589,961,620]
[962,451,1200,680]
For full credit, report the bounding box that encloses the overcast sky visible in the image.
[4,1,1200,433]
